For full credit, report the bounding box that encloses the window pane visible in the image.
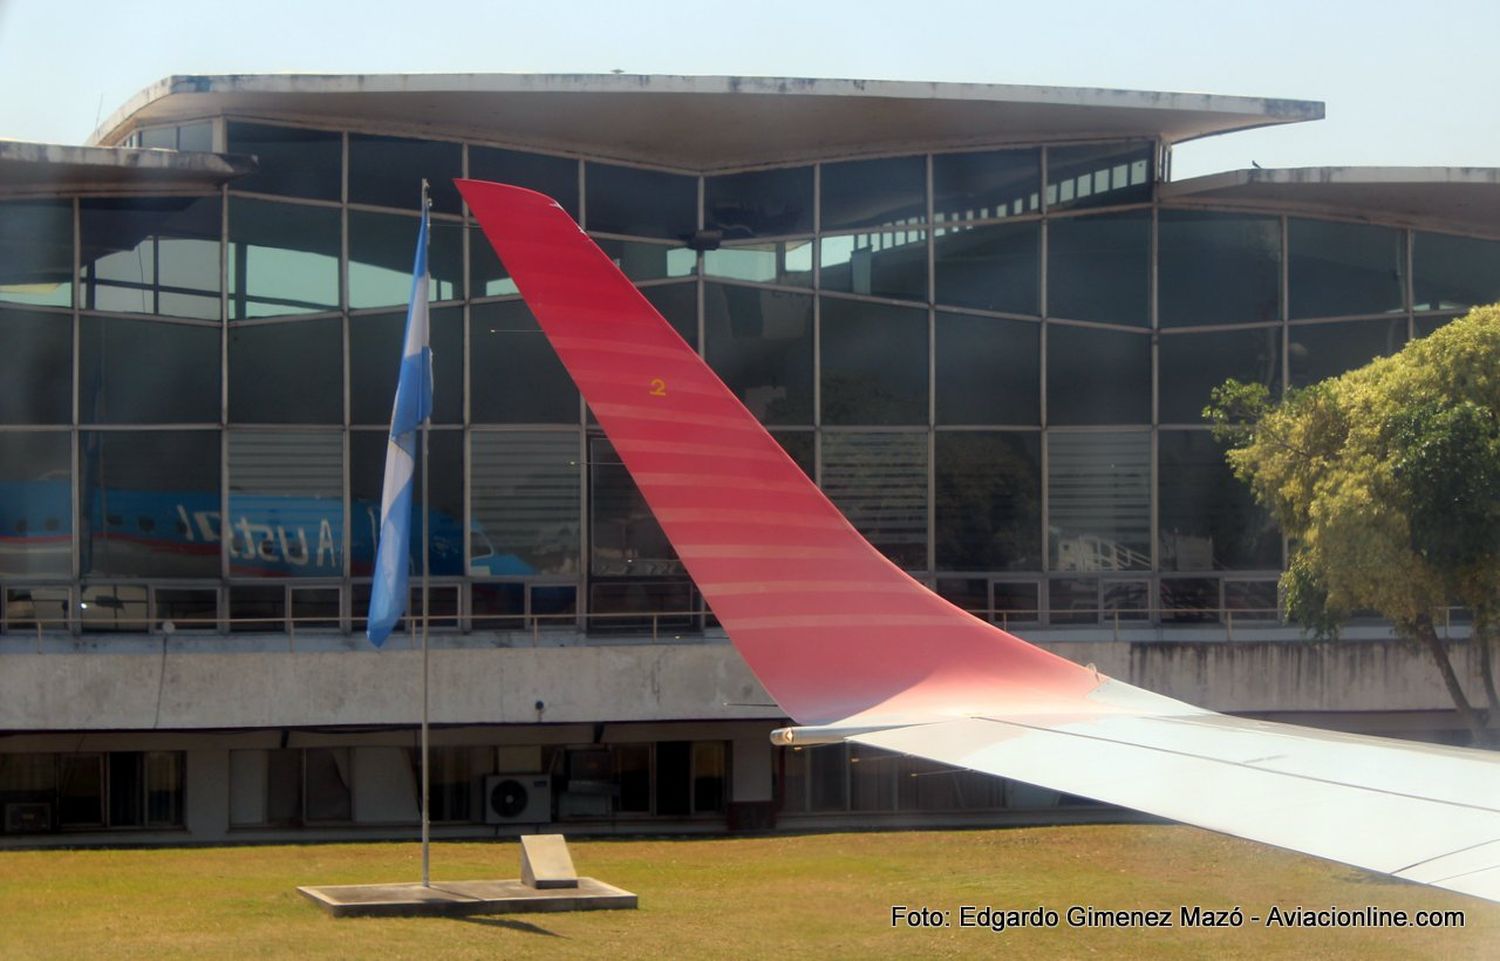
[821,432,927,569]
[1048,577,1098,623]
[80,430,220,578]
[348,211,462,307]
[1046,142,1152,211]
[228,431,343,578]
[81,196,221,320]
[932,148,1040,222]
[820,297,928,425]
[81,584,149,633]
[226,122,341,201]
[1413,231,1500,312]
[348,134,462,214]
[1159,211,1280,328]
[0,308,71,424]
[585,162,696,239]
[594,237,696,282]
[1288,318,1406,387]
[1158,430,1280,571]
[704,241,813,287]
[1047,210,1150,327]
[350,306,462,424]
[470,300,578,423]
[58,755,103,826]
[1046,324,1150,425]
[771,430,815,478]
[640,283,700,351]
[145,752,185,826]
[1288,219,1405,319]
[706,165,813,238]
[228,198,340,319]
[80,317,219,423]
[469,146,579,219]
[1159,327,1280,424]
[350,430,464,577]
[229,318,342,423]
[935,313,1039,425]
[821,156,926,232]
[0,431,71,576]
[177,122,212,153]
[934,221,1039,315]
[704,284,813,424]
[230,586,285,633]
[590,436,679,576]
[935,432,1040,571]
[1161,577,1220,623]
[0,200,72,308]
[1048,431,1151,572]
[819,229,927,301]
[470,432,580,576]
[155,588,217,631]
[305,747,353,822]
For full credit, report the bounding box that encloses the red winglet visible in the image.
[459,180,1098,724]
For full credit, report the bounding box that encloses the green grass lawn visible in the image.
[1,825,1495,960]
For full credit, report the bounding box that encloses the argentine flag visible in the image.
[367,203,433,647]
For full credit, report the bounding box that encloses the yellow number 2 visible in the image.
[649,378,667,397]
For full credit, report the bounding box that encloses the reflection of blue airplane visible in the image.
[0,481,533,578]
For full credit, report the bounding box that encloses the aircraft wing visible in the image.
[457,178,1500,903]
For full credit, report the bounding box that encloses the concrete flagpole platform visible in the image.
[297,834,638,918]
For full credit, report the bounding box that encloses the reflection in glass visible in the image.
[351,306,462,424]
[228,431,343,578]
[705,165,813,238]
[1415,313,1461,339]
[1046,324,1150,425]
[819,230,927,301]
[590,436,680,577]
[932,148,1040,223]
[594,237,697,282]
[933,221,1039,314]
[1160,578,1219,623]
[80,430,220,578]
[469,146,580,219]
[471,432,580,576]
[348,211,462,307]
[1413,231,1500,311]
[156,588,218,631]
[640,283,700,350]
[1226,580,1280,620]
[703,242,813,287]
[935,313,1038,425]
[227,122,342,200]
[0,309,71,424]
[81,584,149,633]
[1158,327,1280,424]
[349,134,462,213]
[0,431,71,576]
[1158,211,1280,327]
[0,201,72,308]
[1047,210,1150,327]
[176,122,212,153]
[1049,577,1099,624]
[230,586,284,633]
[770,430,815,478]
[350,430,463,577]
[820,298,928,425]
[229,318,342,423]
[935,432,1040,570]
[228,198,340,319]
[821,432,928,569]
[1045,142,1152,211]
[585,162,697,239]
[1158,431,1279,571]
[937,578,988,616]
[994,581,1041,623]
[1288,318,1406,387]
[81,197,221,320]
[470,300,577,423]
[1048,431,1151,572]
[1103,580,1150,620]
[704,284,813,424]
[81,317,218,424]
[1289,219,1405,319]
[821,155,926,231]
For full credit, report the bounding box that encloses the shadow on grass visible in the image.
[454,915,565,937]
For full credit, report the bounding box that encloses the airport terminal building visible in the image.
[2,74,1498,843]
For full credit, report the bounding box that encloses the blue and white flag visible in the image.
[367,202,433,647]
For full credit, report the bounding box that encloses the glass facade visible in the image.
[3,121,1494,635]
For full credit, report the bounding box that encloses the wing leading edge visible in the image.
[458,179,1500,903]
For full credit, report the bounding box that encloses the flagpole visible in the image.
[419,179,432,889]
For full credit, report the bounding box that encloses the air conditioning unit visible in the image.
[483,774,552,824]
[4,802,51,833]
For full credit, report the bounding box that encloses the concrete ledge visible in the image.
[297,877,637,918]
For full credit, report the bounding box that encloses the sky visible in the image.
[0,0,1496,180]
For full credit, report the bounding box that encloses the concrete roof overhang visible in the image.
[0,140,255,198]
[89,73,1324,171]
[1162,166,1500,237]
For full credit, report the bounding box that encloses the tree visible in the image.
[1206,304,1500,745]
